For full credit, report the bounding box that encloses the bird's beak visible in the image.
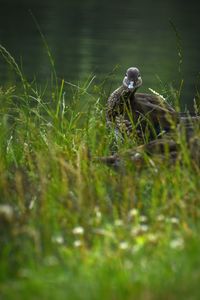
[128,81,134,89]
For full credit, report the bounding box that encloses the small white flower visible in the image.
[72,226,84,235]
[47,122,53,127]
[131,226,141,236]
[134,152,141,159]
[157,214,165,222]
[51,235,64,244]
[170,238,184,249]
[147,233,158,243]
[0,204,14,222]
[23,142,29,150]
[131,224,148,236]
[170,217,179,225]
[119,241,129,250]
[140,224,149,232]
[94,207,102,220]
[139,215,148,223]
[74,240,82,248]
[128,209,138,217]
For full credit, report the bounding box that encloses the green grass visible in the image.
[0,46,200,300]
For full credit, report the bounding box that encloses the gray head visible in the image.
[123,67,142,91]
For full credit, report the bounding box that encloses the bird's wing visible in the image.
[106,86,129,121]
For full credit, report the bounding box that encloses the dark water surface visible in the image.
[0,0,200,108]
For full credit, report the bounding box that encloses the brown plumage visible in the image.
[104,67,200,167]
[106,67,177,139]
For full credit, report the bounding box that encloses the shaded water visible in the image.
[0,0,200,108]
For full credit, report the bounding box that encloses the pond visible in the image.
[0,0,200,109]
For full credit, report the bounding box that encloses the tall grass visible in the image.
[0,46,200,300]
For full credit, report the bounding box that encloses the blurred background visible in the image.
[0,0,200,108]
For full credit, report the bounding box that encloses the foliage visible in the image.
[0,46,200,300]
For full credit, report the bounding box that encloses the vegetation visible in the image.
[0,46,200,300]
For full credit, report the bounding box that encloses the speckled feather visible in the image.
[106,84,176,136]
[105,66,200,139]
[106,86,131,122]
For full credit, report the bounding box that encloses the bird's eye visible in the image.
[138,74,141,77]
[125,73,127,76]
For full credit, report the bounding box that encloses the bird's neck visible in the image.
[121,85,137,95]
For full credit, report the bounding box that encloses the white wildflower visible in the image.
[131,224,149,236]
[119,241,129,250]
[0,204,14,222]
[128,208,138,217]
[131,226,141,236]
[140,224,149,232]
[94,206,102,220]
[170,237,184,250]
[147,233,158,243]
[74,240,82,248]
[47,122,53,127]
[72,226,84,235]
[51,235,64,245]
[157,214,165,222]
[170,217,179,225]
[139,215,148,223]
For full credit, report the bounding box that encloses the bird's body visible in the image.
[106,66,200,149]
[107,81,176,139]
[102,66,200,166]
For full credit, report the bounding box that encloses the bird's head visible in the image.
[123,67,142,92]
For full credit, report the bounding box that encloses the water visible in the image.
[1,0,200,108]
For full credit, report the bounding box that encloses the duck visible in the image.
[106,67,177,140]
